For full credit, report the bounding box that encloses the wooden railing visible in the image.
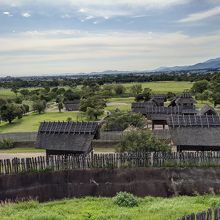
[1,151,220,175]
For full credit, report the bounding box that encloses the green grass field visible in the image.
[0,112,87,133]
[123,81,193,94]
[0,89,16,99]
[0,195,219,220]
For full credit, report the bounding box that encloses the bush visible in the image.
[113,192,138,207]
[0,139,15,149]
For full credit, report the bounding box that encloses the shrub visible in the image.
[113,192,138,207]
[0,139,15,149]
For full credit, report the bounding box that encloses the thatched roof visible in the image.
[36,121,99,153]
[168,115,220,148]
[200,104,218,116]
[170,127,220,147]
[168,92,196,107]
[167,115,220,128]
[150,95,166,106]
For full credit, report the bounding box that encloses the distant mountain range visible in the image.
[154,57,220,72]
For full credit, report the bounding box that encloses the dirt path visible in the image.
[0,152,46,160]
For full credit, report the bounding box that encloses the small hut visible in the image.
[150,94,166,107]
[64,100,80,111]
[167,115,220,151]
[36,121,100,155]
[169,91,196,110]
[200,104,218,116]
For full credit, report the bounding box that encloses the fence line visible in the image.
[177,207,220,220]
[1,151,220,175]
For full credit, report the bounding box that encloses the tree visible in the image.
[135,88,151,102]
[101,84,114,97]
[19,89,29,98]
[64,89,80,101]
[11,87,19,97]
[0,104,19,123]
[22,104,30,114]
[118,129,170,152]
[130,84,142,96]
[209,74,220,106]
[33,100,46,114]
[86,107,104,120]
[58,102,63,112]
[113,84,126,95]
[103,111,145,131]
[80,96,106,112]
[191,80,209,94]
[195,90,210,103]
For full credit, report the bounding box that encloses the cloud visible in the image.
[22,12,31,18]
[179,6,220,23]
[0,0,191,19]
[0,29,219,75]
[3,11,13,16]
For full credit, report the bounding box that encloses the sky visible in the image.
[0,0,220,76]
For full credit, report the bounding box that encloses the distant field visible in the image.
[0,195,219,220]
[0,88,15,99]
[122,81,193,94]
[0,112,87,133]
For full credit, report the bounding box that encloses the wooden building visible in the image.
[64,100,80,111]
[167,115,220,151]
[200,104,218,116]
[36,121,100,155]
[150,94,166,107]
[168,91,196,110]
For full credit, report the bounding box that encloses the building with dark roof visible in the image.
[200,104,218,116]
[64,100,80,111]
[167,115,220,151]
[36,121,100,155]
[150,95,166,107]
[168,91,196,110]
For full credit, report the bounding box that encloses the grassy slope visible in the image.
[0,89,15,99]
[0,112,86,133]
[0,195,220,220]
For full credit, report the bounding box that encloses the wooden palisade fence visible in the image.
[177,207,220,220]
[1,151,220,175]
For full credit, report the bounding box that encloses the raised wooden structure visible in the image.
[64,100,80,111]
[36,121,100,155]
[167,115,220,151]
[150,94,166,106]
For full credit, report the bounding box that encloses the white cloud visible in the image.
[3,11,13,16]
[22,12,31,18]
[0,0,191,19]
[179,6,220,23]
[0,29,219,75]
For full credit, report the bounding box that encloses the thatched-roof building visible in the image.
[167,115,220,151]
[200,104,218,116]
[64,100,80,111]
[150,95,166,107]
[169,92,196,110]
[36,121,100,155]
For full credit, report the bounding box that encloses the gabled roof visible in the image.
[200,104,217,116]
[36,121,99,153]
[167,115,220,128]
[170,127,220,147]
[168,115,220,147]
[168,92,196,106]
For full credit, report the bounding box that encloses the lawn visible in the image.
[0,195,219,220]
[0,112,87,133]
[122,81,193,94]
